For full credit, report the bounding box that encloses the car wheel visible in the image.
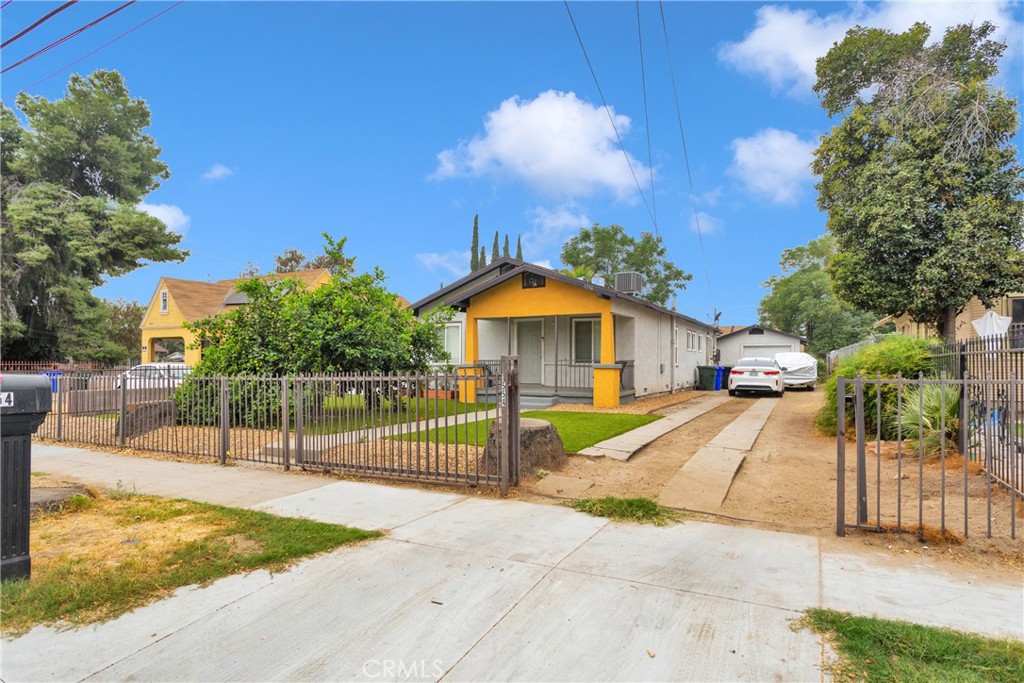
[728,389,736,397]
[775,390,784,398]
[808,384,815,391]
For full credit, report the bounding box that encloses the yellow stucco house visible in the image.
[139,269,331,365]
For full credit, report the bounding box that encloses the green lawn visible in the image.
[305,396,494,435]
[803,609,1024,682]
[397,410,660,453]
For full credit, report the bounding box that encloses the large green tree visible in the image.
[813,22,1024,343]
[758,235,877,357]
[189,238,449,376]
[1,71,186,360]
[560,223,691,306]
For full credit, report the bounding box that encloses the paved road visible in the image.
[5,445,1021,682]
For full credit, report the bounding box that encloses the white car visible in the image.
[774,351,818,390]
[727,357,784,397]
[116,363,191,389]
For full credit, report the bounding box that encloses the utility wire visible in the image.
[1,0,136,75]
[635,1,657,229]
[2,1,79,49]
[658,0,714,309]
[1,1,16,11]
[26,0,184,89]
[563,0,659,237]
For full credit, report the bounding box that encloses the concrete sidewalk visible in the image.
[5,445,1022,683]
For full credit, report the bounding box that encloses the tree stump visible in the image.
[115,400,176,439]
[486,417,566,477]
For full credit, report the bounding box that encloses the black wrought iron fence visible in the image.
[836,374,1021,541]
[32,360,522,490]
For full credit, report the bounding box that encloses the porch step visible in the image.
[520,395,558,410]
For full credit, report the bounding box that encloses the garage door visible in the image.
[740,344,792,359]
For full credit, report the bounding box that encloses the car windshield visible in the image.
[737,359,776,368]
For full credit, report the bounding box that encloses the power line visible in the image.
[563,0,659,237]
[658,0,714,310]
[635,0,657,229]
[2,1,79,49]
[26,1,185,90]
[0,1,15,10]
[1,0,136,75]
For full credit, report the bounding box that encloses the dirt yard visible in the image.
[523,389,1024,574]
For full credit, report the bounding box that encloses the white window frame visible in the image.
[571,317,601,364]
[160,290,168,314]
[442,322,464,364]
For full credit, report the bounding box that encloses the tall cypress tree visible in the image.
[515,235,523,260]
[470,215,480,271]
[491,231,500,261]
[502,234,510,258]
[479,246,487,268]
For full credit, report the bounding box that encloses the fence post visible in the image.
[281,377,290,471]
[295,378,304,466]
[498,358,510,495]
[219,378,230,465]
[854,374,867,525]
[506,355,520,485]
[836,375,846,536]
[958,342,968,455]
[118,377,127,447]
[55,375,64,442]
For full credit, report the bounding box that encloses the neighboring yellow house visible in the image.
[139,269,331,366]
[879,293,1024,342]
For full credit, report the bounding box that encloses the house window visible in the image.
[440,323,463,364]
[160,290,168,314]
[572,319,601,363]
[697,334,703,352]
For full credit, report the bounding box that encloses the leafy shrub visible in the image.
[894,384,960,456]
[816,335,936,437]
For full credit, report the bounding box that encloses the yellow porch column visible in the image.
[592,310,620,408]
[460,315,478,403]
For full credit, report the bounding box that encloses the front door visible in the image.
[516,320,543,384]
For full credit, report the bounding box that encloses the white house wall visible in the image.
[717,330,799,366]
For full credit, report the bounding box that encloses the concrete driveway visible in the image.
[4,445,1021,682]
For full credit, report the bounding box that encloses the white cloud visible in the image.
[432,90,648,200]
[201,163,234,181]
[719,1,1022,96]
[534,259,553,270]
[416,250,471,278]
[521,204,591,260]
[729,129,817,204]
[689,211,723,234]
[138,202,191,234]
[692,186,723,208]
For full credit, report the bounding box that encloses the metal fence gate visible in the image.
[836,374,1021,540]
[34,358,521,491]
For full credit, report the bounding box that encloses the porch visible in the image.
[473,359,636,409]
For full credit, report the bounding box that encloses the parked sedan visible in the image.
[727,358,784,397]
[115,363,191,389]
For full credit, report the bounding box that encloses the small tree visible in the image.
[491,231,500,262]
[515,235,523,260]
[470,215,480,271]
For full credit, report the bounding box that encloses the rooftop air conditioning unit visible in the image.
[614,271,643,296]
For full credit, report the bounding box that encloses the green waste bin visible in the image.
[697,365,719,391]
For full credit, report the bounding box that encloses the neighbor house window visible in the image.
[160,290,168,314]
[573,319,601,363]
[440,323,463,364]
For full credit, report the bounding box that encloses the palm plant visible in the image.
[894,384,960,456]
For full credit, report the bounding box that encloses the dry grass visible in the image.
[546,389,703,415]
[862,520,967,545]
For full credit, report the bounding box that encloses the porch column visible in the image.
[460,316,479,402]
[593,309,620,408]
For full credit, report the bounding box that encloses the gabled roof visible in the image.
[410,257,524,313]
[718,324,807,343]
[156,269,330,322]
[423,260,714,331]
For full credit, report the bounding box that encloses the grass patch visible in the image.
[396,410,660,452]
[803,608,1024,682]
[2,491,380,635]
[306,397,493,435]
[570,497,681,526]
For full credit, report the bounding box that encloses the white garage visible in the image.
[716,325,805,366]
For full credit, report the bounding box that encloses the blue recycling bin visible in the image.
[714,365,723,391]
[41,370,63,392]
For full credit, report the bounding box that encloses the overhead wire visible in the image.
[1,0,136,75]
[0,1,14,10]
[658,0,715,311]
[2,1,79,49]
[25,0,185,90]
[635,0,657,229]
[563,0,659,237]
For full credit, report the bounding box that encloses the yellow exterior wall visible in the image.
[139,280,202,365]
[463,276,620,407]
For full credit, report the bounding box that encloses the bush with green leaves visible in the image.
[816,335,936,438]
[894,384,961,456]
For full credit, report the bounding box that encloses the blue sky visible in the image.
[3,0,1022,326]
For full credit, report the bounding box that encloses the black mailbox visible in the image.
[1,374,52,582]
